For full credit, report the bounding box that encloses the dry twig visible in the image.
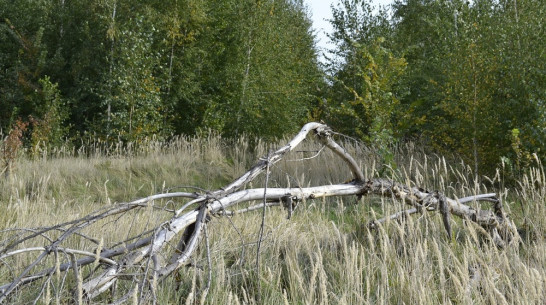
[0,122,518,303]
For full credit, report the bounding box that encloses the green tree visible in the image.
[327,38,406,142]
[325,0,404,137]
[99,10,164,141]
[325,0,406,173]
[492,0,545,166]
[156,0,210,136]
[0,0,51,130]
[433,2,500,175]
[391,0,458,137]
[30,76,69,154]
[391,0,545,174]
[197,0,322,139]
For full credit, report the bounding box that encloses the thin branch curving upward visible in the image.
[0,122,518,303]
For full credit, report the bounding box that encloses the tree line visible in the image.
[1,0,544,175]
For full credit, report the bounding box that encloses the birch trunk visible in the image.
[0,122,518,303]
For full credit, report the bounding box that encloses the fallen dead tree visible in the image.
[0,122,518,303]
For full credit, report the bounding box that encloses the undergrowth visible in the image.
[0,135,544,304]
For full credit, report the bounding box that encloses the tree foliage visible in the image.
[0,0,320,141]
[324,0,544,175]
[0,0,544,175]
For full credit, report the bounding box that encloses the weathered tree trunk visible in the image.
[0,123,518,303]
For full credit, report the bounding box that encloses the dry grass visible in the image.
[0,135,544,304]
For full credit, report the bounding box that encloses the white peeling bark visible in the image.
[0,122,518,302]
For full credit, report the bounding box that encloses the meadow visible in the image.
[0,133,544,304]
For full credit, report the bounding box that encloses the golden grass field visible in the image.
[0,135,544,304]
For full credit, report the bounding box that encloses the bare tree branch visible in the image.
[0,122,518,303]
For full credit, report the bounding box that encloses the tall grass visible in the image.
[0,135,544,304]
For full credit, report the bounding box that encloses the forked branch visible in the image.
[0,123,518,303]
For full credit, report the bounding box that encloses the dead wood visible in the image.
[0,122,518,303]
